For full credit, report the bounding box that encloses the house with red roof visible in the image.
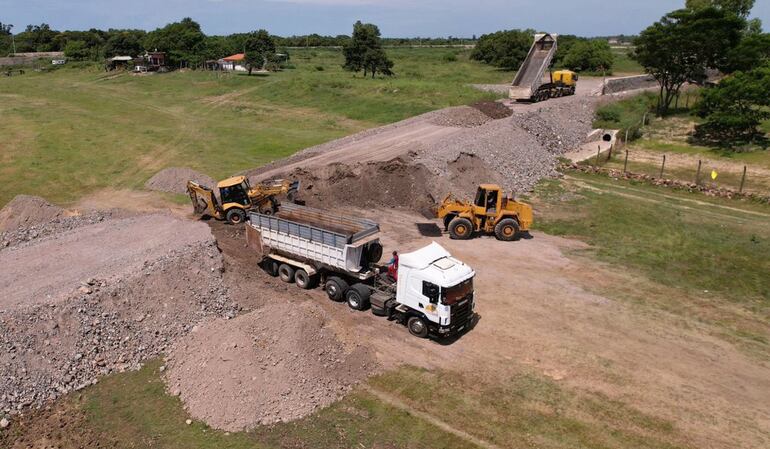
[219,53,247,72]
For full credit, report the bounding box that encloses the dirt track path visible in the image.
[0,214,211,310]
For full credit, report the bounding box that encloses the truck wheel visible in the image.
[278,264,295,283]
[294,269,316,289]
[345,284,371,311]
[263,259,279,277]
[225,208,246,225]
[494,218,520,242]
[448,218,473,240]
[325,276,348,302]
[407,316,429,338]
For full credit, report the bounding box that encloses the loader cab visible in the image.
[474,184,502,216]
[218,176,252,207]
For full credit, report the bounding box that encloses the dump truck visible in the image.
[245,204,476,338]
[186,176,299,225]
[437,184,533,241]
[509,33,578,102]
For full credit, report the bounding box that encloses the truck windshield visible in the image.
[442,278,473,305]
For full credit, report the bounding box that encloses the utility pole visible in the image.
[9,24,16,55]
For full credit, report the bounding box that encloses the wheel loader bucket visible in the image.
[186,181,220,217]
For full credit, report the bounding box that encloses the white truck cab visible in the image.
[395,242,475,337]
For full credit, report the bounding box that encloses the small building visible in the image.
[106,55,132,70]
[143,51,166,70]
[219,53,248,72]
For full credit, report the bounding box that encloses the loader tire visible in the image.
[448,218,473,240]
[494,218,519,242]
[295,269,317,290]
[278,264,295,283]
[346,284,371,311]
[325,276,348,302]
[226,208,246,225]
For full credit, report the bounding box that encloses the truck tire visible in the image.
[226,208,246,225]
[407,316,429,338]
[366,242,383,264]
[263,259,279,277]
[294,269,317,289]
[494,218,520,242]
[278,264,295,283]
[448,217,473,240]
[325,276,348,302]
[346,284,371,311]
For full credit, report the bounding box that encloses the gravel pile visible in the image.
[145,167,216,195]
[165,300,376,430]
[512,98,595,154]
[0,210,122,251]
[0,195,65,233]
[0,212,239,416]
[427,106,493,128]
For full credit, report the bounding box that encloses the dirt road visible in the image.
[0,214,211,310]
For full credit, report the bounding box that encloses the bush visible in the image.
[563,40,614,73]
[442,52,458,62]
[315,65,324,71]
[470,29,534,70]
[594,92,657,140]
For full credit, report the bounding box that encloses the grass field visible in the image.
[611,47,643,74]
[531,172,770,354]
[0,48,510,207]
[4,358,690,449]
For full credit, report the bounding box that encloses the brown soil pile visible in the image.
[471,101,513,119]
[290,158,438,217]
[0,195,65,232]
[145,167,216,195]
[165,300,377,430]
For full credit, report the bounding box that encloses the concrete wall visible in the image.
[602,74,657,95]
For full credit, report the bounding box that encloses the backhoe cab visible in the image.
[187,176,299,225]
[437,184,533,241]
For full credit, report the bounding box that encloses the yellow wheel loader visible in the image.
[186,176,299,225]
[437,184,533,241]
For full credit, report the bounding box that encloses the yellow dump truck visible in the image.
[187,176,299,224]
[437,184,533,241]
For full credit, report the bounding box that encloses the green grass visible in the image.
[8,358,691,449]
[593,92,656,137]
[610,47,644,74]
[532,172,770,352]
[0,48,510,207]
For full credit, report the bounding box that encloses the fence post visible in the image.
[624,128,629,145]
[624,149,629,174]
[739,165,747,193]
[659,155,666,178]
[642,112,648,126]
[695,160,702,185]
[607,143,613,161]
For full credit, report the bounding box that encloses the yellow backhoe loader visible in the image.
[187,176,299,224]
[437,184,532,241]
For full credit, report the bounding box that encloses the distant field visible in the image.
[0,48,510,207]
[611,46,643,74]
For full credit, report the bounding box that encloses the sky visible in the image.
[1,0,768,37]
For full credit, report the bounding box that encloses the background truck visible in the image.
[509,33,578,102]
[245,204,476,338]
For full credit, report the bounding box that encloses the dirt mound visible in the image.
[0,214,239,414]
[0,195,65,233]
[165,300,377,430]
[289,158,438,217]
[427,106,493,128]
[471,101,513,119]
[145,167,216,195]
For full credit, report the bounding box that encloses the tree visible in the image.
[470,29,533,70]
[724,33,770,72]
[343,21,393,77]
[144,18,205,67]
[244,29,275,75]
[562,40,614,73]
[64,40,90,60]
[695,64,770,144]
[104,30,146,57]
[634,7,743,115]
[686,0,755,18]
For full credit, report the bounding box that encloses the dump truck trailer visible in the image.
[246,204,476,338]
[509,33,577,102]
